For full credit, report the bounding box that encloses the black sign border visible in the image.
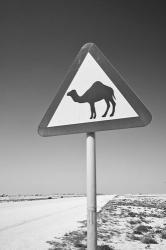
[38,43,152,136]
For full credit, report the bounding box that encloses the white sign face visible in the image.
[48,53,138,127]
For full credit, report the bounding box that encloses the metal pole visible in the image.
[86,132,97,250]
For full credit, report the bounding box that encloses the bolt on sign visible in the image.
[38,43,152,136]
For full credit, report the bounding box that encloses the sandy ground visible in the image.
[97,194,166,250]
[0,195,114,250]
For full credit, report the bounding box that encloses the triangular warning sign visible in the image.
[38,43,151,136]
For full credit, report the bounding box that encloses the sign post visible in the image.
[87,132,97,250]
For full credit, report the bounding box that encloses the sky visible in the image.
[0,0,166,195]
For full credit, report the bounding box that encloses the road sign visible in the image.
[38,43,151,136]
[38,43,152,250]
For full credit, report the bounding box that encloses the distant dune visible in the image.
[0,193,85,203]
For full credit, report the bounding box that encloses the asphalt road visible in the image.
[0,195,114,250]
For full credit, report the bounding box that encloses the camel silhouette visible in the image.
[67,81,116,119]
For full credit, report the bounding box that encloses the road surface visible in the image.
[0,195,114,250]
